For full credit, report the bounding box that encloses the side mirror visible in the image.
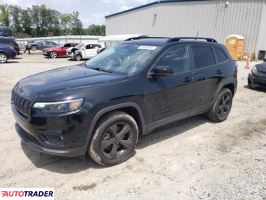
[150,66,173,77]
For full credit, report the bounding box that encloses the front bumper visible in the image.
[43,51,49,56]
[248,73,266,88]
[16,124,86,157]
[67,52,74,59]
[12,104,90,157]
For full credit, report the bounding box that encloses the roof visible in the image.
[123,37,219,46]
[105,0,208,18]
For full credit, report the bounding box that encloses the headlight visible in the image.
[251,66,258,74]
[33,99,84,113]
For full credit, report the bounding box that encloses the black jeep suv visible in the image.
[11,37,237,166]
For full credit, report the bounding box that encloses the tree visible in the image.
[9,5,22,32]
[71,11,83,35]
[48,9,61,36]
[0,4,10,26]
[0,3,104,37]
[21,8,32,35]
[86,24,105,36]
[31,5,41,36]
[60,14,73,35]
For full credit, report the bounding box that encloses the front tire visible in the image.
[207,88,233,122]
[74,54,82,61]
[89,111,138,166]
[0,53,7,63]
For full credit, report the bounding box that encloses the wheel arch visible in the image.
[215,78,237,99]
[0,51,8,57]
[85,102,145,147]
[223,83,235,96]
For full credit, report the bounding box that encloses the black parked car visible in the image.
[11,37,237,166]
[248,62,266,89]
[0,37,20,55]
[26,40,58,50]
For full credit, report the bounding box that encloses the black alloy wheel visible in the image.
[216,93,232,120]
[207,88,233,122]
[101,122,134,160]
[89,111,138,166]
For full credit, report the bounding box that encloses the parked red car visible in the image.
[43,43,79,58]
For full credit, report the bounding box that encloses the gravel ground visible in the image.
[0,53,265,200]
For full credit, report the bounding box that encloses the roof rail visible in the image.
[125,36,169,41]
[124,35,149,41]
[168,37,217,43]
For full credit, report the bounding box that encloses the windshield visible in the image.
[85,43,161,75]
[75,43,84,49]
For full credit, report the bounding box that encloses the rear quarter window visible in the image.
[192,46,216,68]
[214,47,228,63]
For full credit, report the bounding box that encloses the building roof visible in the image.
[105,0,208,18]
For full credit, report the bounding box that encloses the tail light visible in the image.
[10,45,16,52]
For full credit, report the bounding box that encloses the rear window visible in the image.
[0,38,12,44]
[214,47,228,63]
[192,46,216,68]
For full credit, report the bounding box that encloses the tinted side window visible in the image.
[86,44,93,49]
[154,46,188,74]
[214,47,228,63]
[192,46,216,68]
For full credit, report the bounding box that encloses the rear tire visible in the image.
[207,88,233,122]
[0,53,7,63]
[89,111,138,166]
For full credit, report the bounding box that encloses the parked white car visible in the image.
[67,43,103,61]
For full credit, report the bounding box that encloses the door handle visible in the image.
[184,77,193,82]
[216,69,223,75]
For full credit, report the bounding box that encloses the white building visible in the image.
[106,0,266,55]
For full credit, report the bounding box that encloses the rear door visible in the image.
[189,45,222,109]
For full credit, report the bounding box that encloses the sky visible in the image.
[1,0,155,27]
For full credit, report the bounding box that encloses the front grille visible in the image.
[12,90,31,117]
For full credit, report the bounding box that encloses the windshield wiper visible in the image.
[90,67,113,73]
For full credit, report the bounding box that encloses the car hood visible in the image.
[256,62,266,73]
[15,65,127,99]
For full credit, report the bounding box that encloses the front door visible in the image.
[144,45,194,123]
[84,44,96,58]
